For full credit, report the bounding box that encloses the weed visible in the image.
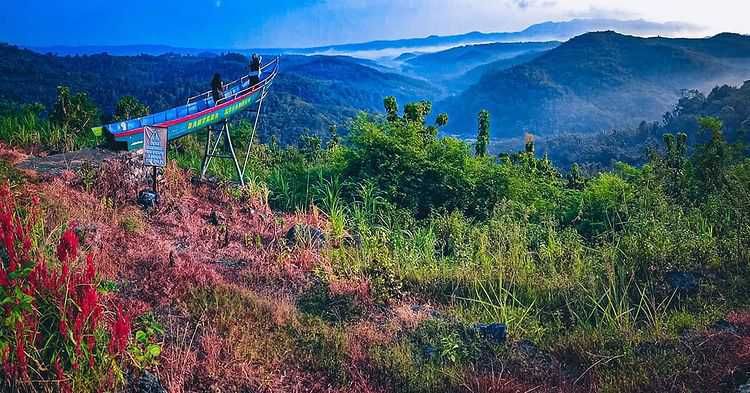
[120,211,145,234]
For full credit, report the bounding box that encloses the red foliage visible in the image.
[0,181,133,388]
[54,357,72,393]
[160,345,198,393]
[56,226,79,263]
[109,308,131,356]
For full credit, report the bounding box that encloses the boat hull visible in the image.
[103,57,279,151]
[113,89,262,150]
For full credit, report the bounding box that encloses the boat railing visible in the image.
[187,57,279,105]
[217,58,279,105]
[103,57,279,136]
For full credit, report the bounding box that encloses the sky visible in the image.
[0,0,748,49]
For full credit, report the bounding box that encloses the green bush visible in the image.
[290,315,349,385]
[297,279,364,323]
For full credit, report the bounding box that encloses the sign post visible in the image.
[143,126,168,196]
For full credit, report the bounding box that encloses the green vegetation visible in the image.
[0,86,101,152]
[475,109,489,156]
[113,95,150,122]
[2,89,748,390]
[173,98,750,392]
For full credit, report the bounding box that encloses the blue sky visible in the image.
[0,0,746,48]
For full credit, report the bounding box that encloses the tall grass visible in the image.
[0,108,100,152]
[455,275,541,339]
[315,176,346,240]
[0,110,63,149]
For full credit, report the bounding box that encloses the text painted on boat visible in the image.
[187,95,255,130]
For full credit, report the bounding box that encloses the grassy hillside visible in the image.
[0,102,748,392]
[442,32,750,138]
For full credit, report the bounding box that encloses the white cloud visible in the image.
[510,0,558,10]
[254,0,750,48]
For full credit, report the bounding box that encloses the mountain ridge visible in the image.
[441,31,750,138]
[24,18,701,58]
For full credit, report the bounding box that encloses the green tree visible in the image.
[384,96,399,122]
[327,124,340,149]
[475,110,490,157]
[50,86,100,135]
[436,113,449,127]
[299,133,323,161]
[658,132,691,200]
[113,95,150,122]
[568,163,585,189]
[404,100,432,125]
[694,116,735,194]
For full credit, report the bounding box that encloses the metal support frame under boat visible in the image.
[199,80,273,186]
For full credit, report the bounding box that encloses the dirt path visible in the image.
[13,147,136,176]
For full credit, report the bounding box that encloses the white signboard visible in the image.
[143,126,168,167]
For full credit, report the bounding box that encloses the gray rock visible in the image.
[423,345,438,360]
[665,271,699,293]
[74,223,98,245]
[127,370,166,393]
[343,231,363,248]
[286,224,326,247]
[137,190,159,210]
[511,340,561,380]
[474,323,507,345]
[216,259,247,269]
[137,371,166,393]
[712,319,739,335]
[738,383,750,393]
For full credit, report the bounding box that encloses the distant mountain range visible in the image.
[398,41,560,93]
[441,31,750,138]
[294,18,700,58]
[26,18,700,59]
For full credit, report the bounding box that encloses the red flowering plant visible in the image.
[0,182,135,391]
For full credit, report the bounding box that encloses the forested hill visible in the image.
[442,32,750,138]
[519,81,750,171]
[0,44,436,145]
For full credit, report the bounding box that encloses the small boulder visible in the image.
[216,259,247,269]
[286,224,326,247]
[423,344,438,360]
[665,271,699,294]
[137,190,159,210]
[343,231,363,248]
[474,323,507,345]
[511,339,560,379]
[127,370,166,393]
